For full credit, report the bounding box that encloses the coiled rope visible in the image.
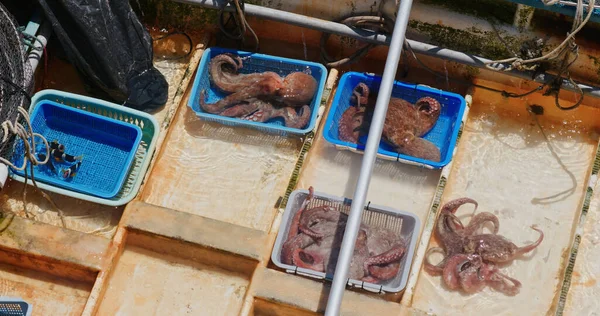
[486,0,594,72]
[319,0,592,110]
[0,77,66,227]
[320,1,395,67]
[218,0,259,51]
[484,0,595,110]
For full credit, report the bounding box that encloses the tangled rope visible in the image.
[320,1,395,67]
[486,0,594,72]
[316,0,591,110]
[483,0,594,110]
[403,39,581,103]
[0,104,67,227]
[218,0,259,51]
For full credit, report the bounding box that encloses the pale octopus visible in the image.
[280,186,406,284]
[424,198,544,296]
[199,53,318,129]
[338,83,442,162]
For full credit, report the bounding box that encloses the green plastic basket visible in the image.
[9,89,159,207]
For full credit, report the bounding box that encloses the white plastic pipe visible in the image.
[171,0,600,100]
[0,163,8,189]
[27,19,51,77]
[324,0,414,314]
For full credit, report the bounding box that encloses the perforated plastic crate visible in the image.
[0,297,32,316]
[188,47,328,136]
[271,188,421,294]
[9,89,159,206]
[10,100,142,199]
[323,72,467,169]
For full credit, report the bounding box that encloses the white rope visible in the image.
[486,0,595,71]
[0,106,49,170]
[0,107,112,235]
[0,106,68,226]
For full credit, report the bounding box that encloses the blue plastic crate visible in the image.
[188,47,328,136]
[10,100,143,199]
[323,72,466,169]
[0,297,32,316]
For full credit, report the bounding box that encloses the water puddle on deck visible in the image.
[411,85,599,316]
[140,106,302,232]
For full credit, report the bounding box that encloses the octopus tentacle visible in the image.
[462,212,500,236]
[368,261,401,281]
[445,212,465,232]
[338,106,366,143]
[298,206,344,240]
[209,54,281,93]
[423,247,446,275]
[514,225,544,256]
[292,249,325,271]
[363,245,405,271]
[437,198,479,237]
[338,83,370,144]
[458,267,487,294]
[351,83,370,106]
[280,187,316,265]
[415,96,441,136]
[273,105,312,129]
[208,54,240,92]
[198,90,220,114]
[281,233,316,265]
[486,270,522,296]
[442,254,482,291]
[202,75,284,113]
[361,275,381,283]
[240,102,311,129]
[219,99,262,118]
[288,186,314,238]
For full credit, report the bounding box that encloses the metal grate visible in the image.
[271,189,421,293]
[303,195,405,234]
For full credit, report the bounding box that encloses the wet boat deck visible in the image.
[0,24,599,316]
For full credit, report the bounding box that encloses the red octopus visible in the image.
[424,198,543,296]
[338,82,442,162]
[198,53,317,129]
[280,186,406,284]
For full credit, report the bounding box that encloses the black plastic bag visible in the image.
[35,0,168,111]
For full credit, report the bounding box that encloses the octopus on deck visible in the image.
[338,82,442,162]
[424,198,544,296]
[198,53,318,129]
[280,186,407,284]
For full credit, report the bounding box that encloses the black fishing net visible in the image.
[35,0,169,112]
[0,2,34,162]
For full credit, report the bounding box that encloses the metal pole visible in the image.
[172,0,390,45]
[172,0,600,99]
[324,0,413,314]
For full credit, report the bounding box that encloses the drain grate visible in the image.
[0,298,31,316]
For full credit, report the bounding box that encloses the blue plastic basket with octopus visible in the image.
[188,47,328,136]
[323,72,467,169]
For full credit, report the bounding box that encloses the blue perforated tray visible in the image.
[188,47,328,135]
[323,72,466,169]
[10,100,143,199]
[0,297,32,316]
